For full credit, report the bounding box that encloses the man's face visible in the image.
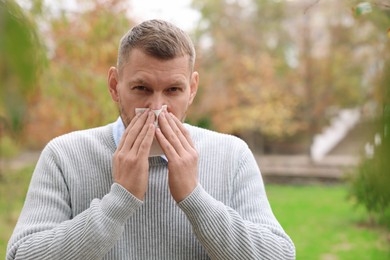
[108,49,199,127]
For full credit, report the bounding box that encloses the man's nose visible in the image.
[147,94,165,110]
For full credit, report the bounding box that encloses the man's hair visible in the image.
[117,19,196,73]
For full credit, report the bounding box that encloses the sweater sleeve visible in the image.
[178,146,296,260]
[6,145,143,260]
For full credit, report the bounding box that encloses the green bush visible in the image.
[0,0,46,136]
[185,116,213,130]
[348,105,390,228]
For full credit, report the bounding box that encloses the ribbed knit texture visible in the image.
[7,123,295,259]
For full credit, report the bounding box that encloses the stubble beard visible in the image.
[118,102,131,128]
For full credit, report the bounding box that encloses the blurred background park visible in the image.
[1,0,389,258]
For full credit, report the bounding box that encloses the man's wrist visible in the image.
[100,183,143,223]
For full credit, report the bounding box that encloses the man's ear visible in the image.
[108,67,120,102]
[188,71,199,105]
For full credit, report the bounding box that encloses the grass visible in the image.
[1,166,389,259]
[0,165,34,259]
[266,184,390,259]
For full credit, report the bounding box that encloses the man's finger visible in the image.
[120,110,150,151]
[137,123,156,157]
[117,110,146,151]
[158,111,186,155]
[169,113,195,149]
[131,111,155,153]
[155,126,178,158]
[168,112,195,150]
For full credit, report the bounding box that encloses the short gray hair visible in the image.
[117,19,196,73]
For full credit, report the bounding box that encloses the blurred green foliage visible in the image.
[0,134,20,158]
[0,0,45,135]
[348,63,390,228]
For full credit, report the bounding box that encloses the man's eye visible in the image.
[167,87,180,93]
[133,86,148,92]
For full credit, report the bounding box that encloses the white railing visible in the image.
[310,108,361,161]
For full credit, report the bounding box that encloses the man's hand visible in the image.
[156,111,198,202]
[113,110,155,200]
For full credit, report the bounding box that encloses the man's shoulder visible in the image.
[47,123,114,151]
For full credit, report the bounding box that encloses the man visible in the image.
[7,19,295,259]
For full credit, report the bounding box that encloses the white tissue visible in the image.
[134,105,167,157]
[135,105,167,128]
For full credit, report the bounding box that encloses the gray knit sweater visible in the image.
[7,123,295,259]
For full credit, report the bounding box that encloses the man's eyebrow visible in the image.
[126,77,188,87]
[170,79,186,86]
[127,78,147,86]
